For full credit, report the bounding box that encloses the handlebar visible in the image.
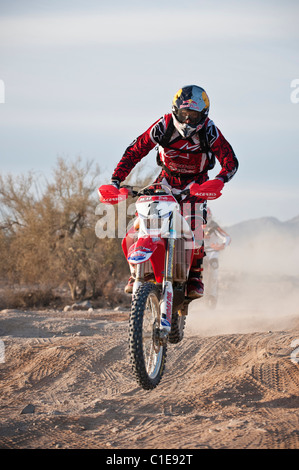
[98,179,223,204]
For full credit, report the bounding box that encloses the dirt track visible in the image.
[0,277,298,449]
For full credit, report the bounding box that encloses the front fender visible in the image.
[127,236,166,284]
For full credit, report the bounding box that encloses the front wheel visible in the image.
[129,283,167,390]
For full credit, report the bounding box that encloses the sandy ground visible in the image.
[0,272,298,450]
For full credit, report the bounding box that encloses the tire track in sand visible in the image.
[0,310,298,449]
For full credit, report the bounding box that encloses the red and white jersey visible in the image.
[112,113,238,188]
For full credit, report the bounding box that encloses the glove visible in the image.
[110,178,129,200]
[98,179,128,205]
[110,178,120,190]
[190,178,224,200]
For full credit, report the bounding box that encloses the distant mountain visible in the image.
[288,215,299,229]
[220,216,299,276]
[224,215,299,244]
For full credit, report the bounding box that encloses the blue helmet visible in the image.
[172,85,210,138]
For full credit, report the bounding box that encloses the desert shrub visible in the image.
[0,157,128,302]
[0,157,156,306]
[0,288,58,310]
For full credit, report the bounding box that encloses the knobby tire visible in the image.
[169,311,186,344]
[129,283,167,390]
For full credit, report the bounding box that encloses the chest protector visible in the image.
[156,117,215,178]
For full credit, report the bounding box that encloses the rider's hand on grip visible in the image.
[189,178,224,200]
[98,184,129,204]
[110,178,120,190]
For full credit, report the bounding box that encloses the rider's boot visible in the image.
[187,272,204,298]
[187,249,204,299]
[124,276,135,294]
[124,273,155,294]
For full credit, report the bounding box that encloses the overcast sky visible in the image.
[0,0,298,225]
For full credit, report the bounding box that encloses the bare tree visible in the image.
[0,157,127,300]
[0,157,156,304]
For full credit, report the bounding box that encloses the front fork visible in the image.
[132,263,144,296]
[160,237,175,333]
[131,235,175,335]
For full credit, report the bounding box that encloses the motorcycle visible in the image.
[203,223,231,309]
[98,181,222,390]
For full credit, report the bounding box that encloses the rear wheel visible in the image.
[129,283,167,390]
[169,311,186,344]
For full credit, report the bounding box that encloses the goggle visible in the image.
[177,108,202,125]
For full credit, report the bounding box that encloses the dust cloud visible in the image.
[187,224,299,337]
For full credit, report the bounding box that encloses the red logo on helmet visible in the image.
[180,99,200,111]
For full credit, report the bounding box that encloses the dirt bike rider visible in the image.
[204,207,231,253]
[203,207,231,303]
[109,85,239,298]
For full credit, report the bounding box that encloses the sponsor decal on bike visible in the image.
[134,246,152,252]
[101,196,119,202]
[166,291,172,322]
[128,250,153,263]
[161,318,171,329]
[194,192,217,197]
[138,195,175,202]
